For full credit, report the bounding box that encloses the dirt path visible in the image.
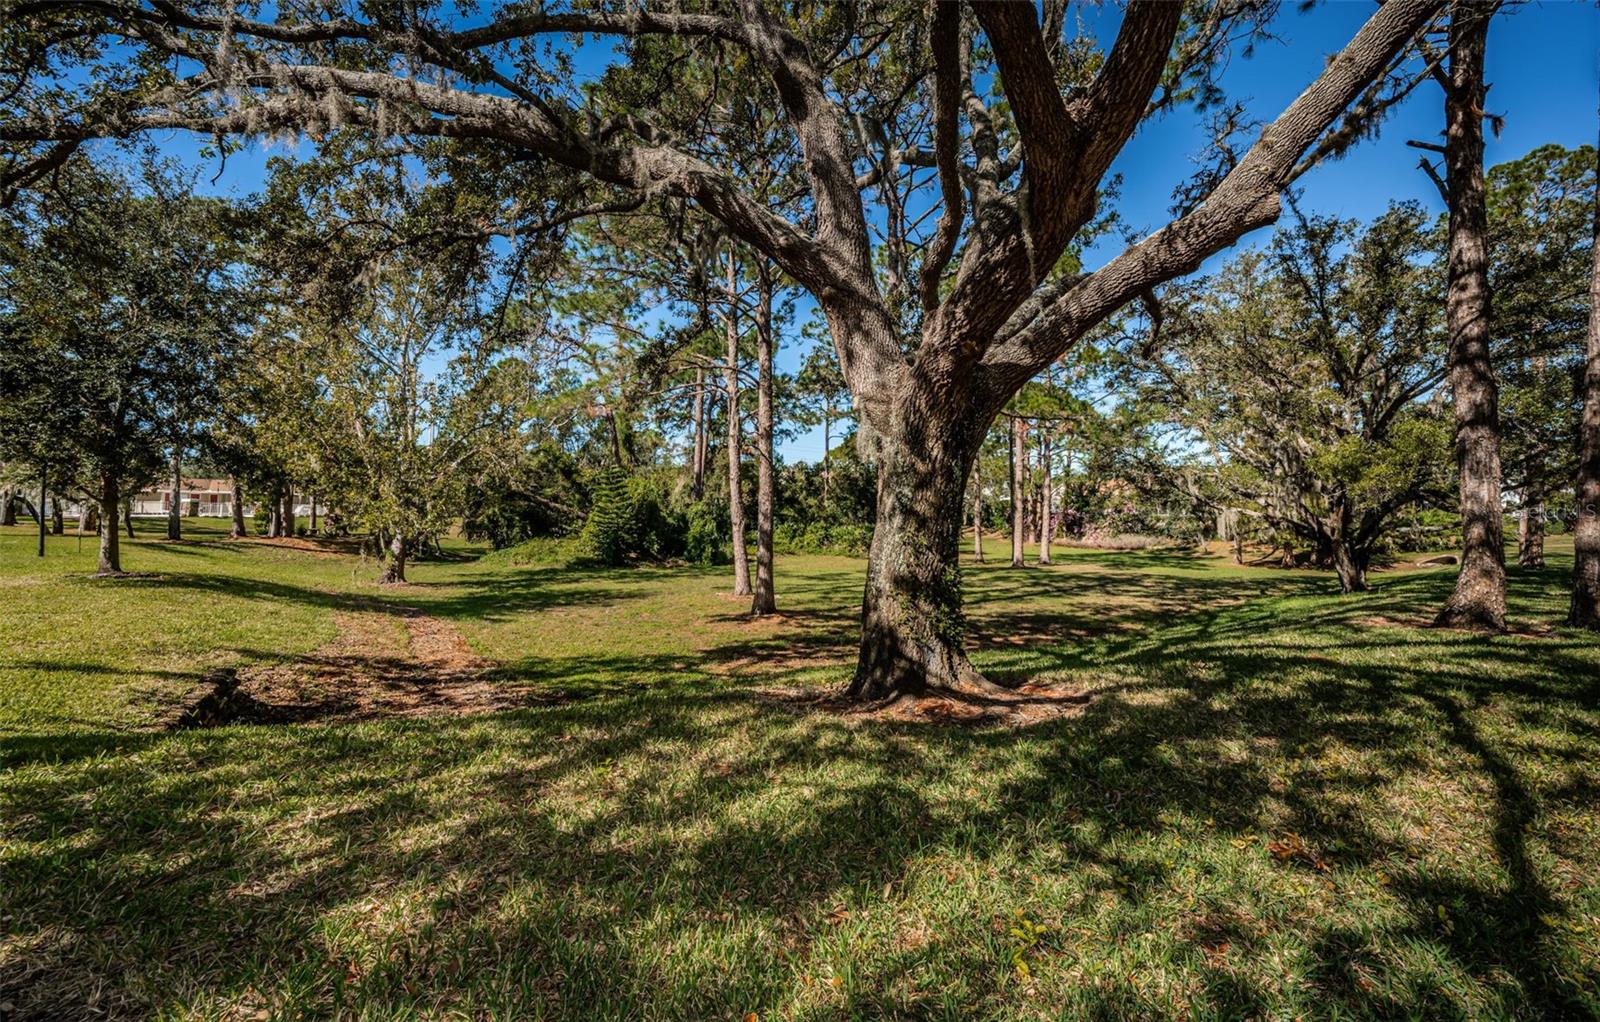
[231,601,543,724]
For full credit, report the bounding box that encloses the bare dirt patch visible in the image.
[226,602,552,724]
[755,681,1092,729]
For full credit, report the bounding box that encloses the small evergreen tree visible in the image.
[581,466,633,566]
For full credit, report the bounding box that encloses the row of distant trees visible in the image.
[2,141,1594,607]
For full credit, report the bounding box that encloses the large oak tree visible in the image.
[0,0,1444,697]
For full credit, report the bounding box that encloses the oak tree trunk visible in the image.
[97,473,121,575]
[167,449,182,541]
[0,486,14,527]
[380,533,407,584]
[282,487,295,537]
[37,469,46,557]
[1434,7,1506,631]
[230,477,246,539]
[1009,416,1026,567]
[124,499,135,539]
[751,262,777,615]
[1569,151,1600,627]
[1330,539,1371,593]
[849,410,1002,701]
[51,495,63,534]
[265,483,280,537]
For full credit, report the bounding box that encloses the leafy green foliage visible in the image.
[1136,203,1450,585]
[0,157,245,515]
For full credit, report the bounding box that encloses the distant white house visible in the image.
[130,477,242,518]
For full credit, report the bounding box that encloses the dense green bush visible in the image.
[625,473,686,560]
[578,467,689,566]
[773,521,873,556]
[684,498,729,565]
[462,443,584,549]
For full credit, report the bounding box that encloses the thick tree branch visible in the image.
[927,1,1179,357]
[918,0,963,313]
[978,0,1443,404]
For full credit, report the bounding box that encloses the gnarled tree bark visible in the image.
[380,533,407,584]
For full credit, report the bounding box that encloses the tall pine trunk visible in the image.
[1009,416,1026,567]
[230,477,246,539]
[723,251,752,597]
[751,262,777,616]
[822,409,833,510]
[691,367,707,499]
[972,462,985,562]
[1037,423,1053,565]
[96,473,121,575]
[1517,482,1545,569]
[1569,148,1600,627]
[1434,5,1506,631]
[167,448,182,541]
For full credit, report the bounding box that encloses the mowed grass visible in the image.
[2,521,1598,1021]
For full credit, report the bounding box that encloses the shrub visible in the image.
[626,474,686,560]
[578,467,690,566]
[479,535,585,567]
[774,521,873,556]
[684,498,729,565]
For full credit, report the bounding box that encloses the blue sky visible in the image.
[139,1,1599,463]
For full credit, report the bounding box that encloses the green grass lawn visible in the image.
[2,521,1597,1020]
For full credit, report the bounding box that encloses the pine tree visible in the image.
[581,466,633,567]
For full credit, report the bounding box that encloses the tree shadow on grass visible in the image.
[4,551,1597,1019]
